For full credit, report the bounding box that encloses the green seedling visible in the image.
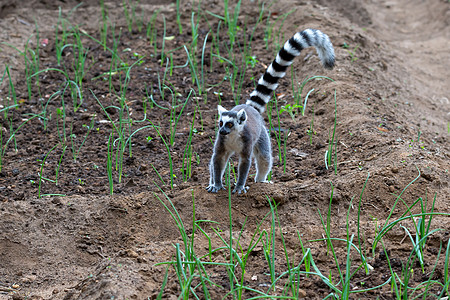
[106,132,114,194]
[347,44,360,62]
[307,104,316,144]
[325,90,338,174]
[99,0,108,50]
[55,145,67,186]
[181,106,197,181]
[246,55,258,68]
[0,113,44,172]
[38,144,58,198]
[279,103,302,120]
[176,0,182,34]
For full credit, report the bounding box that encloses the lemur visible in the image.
[206,29,335,194]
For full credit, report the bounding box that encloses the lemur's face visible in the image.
[217,106,247,135]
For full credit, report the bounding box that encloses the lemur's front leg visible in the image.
[206,155,225,193]
[206,143,231,193]
[233,154,252,194]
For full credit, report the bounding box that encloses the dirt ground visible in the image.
[0,0,449,299]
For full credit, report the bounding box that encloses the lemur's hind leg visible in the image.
[254,128,272,182]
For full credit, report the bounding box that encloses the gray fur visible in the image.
[206,104,272,194]
[206,28,335,194]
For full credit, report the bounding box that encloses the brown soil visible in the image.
[0,0,449,299]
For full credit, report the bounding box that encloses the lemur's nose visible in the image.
[219,128,229,135]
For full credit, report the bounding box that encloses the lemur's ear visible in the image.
[237,109,247,124]
[217,105,228,116]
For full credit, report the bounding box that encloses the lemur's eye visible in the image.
[219,121,223,127]
[226,122,233,128]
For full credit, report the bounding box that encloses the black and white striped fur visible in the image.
[247,28,335,113]
[207,29,335,194]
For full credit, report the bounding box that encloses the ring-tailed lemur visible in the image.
[206,28,335,194]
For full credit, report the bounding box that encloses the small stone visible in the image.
[80,113,91,120]
[389,186,395,193]
[421,172,433,181]
[21,275,37,283]
[273,194,286,205]
[391,167,399,173]
[298,288,307,298]
[332,192,342,203]
[125,179,137,187]
[127,249,139,258]
[137,257,147,263]
[7,151,18,157]
[280,173,294,182]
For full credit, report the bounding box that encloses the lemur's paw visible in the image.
[232,185,249,195]
[206,185,224,193]
[255,180,270,183]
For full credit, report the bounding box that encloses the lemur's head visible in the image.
[217,105,247,135]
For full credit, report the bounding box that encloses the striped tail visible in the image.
[246,28,335,113]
